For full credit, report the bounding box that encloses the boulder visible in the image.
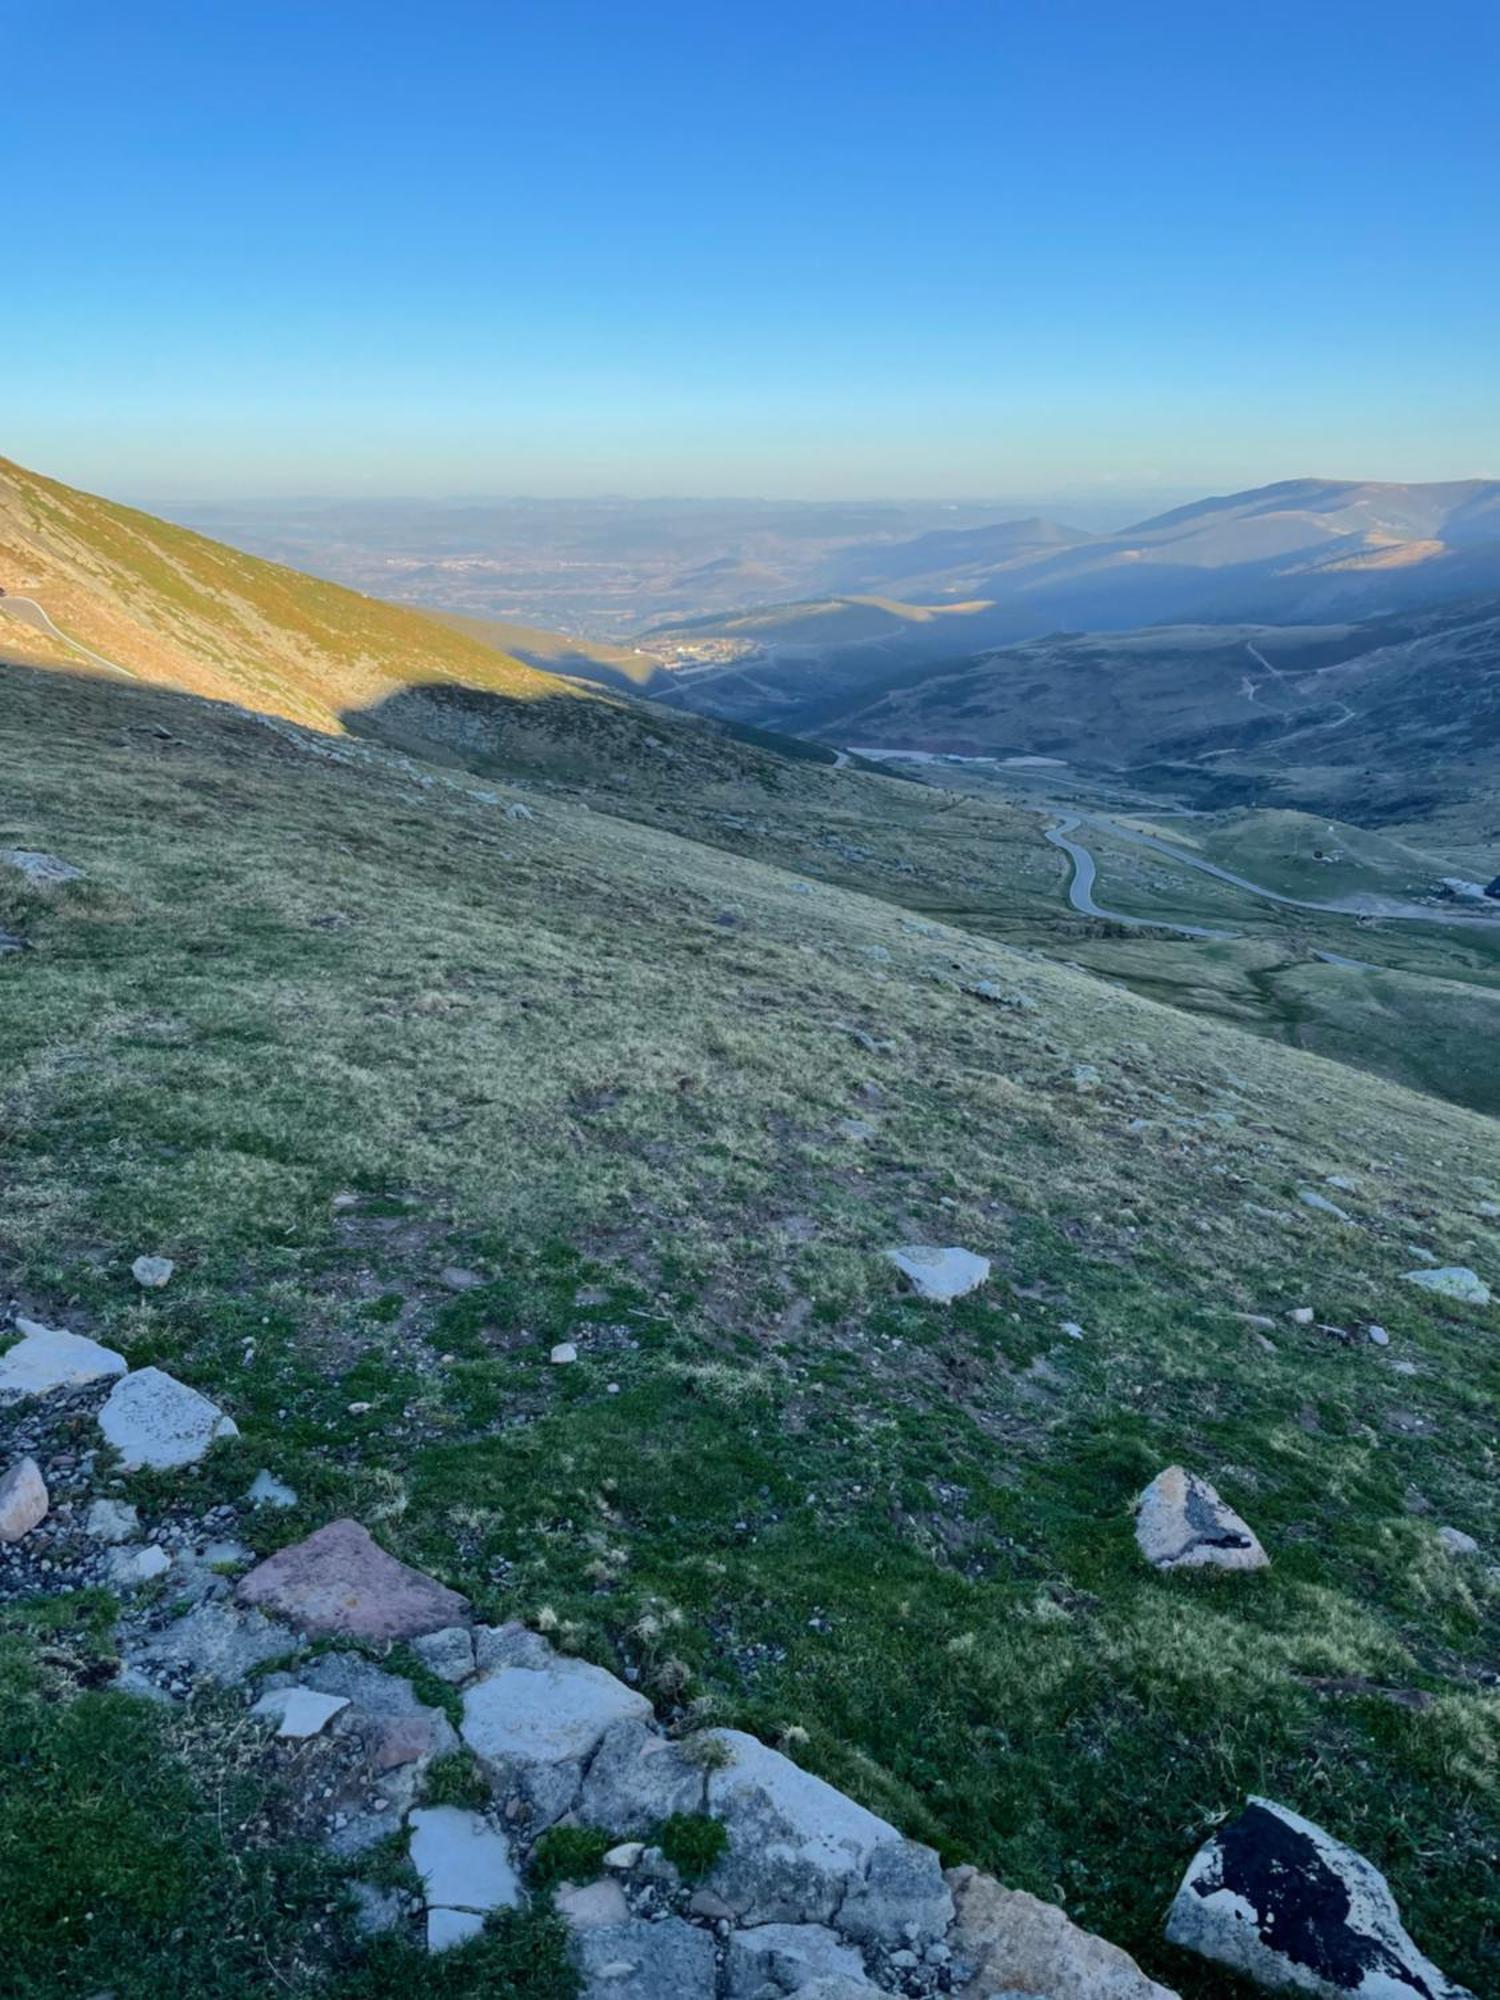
[572,1917,716,2000]
[0,1322,126,1399]
[236,1520,470,1640]
[97,1367,238,1470]
[1402,1266,1491,1306]
[727,1923,872,1996]
[578,1717,707,1832]
[1165,1797,1473,1999]
[460,1655,651,1826]
[1134,1467,1268,1572]
[701,1729,903,1925]
[885,1245,990,1303]
[836,1837,952,1948]
[948,1867,1178,1999]
[0,1457,48,1541]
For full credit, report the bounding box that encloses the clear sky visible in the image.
[6,0,1498,500]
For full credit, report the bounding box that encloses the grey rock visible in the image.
[86,1497,140,1543]
[427,1906,485,1952]
[250,1686,351,1737]
[1165,1797,1472,1999]
[1437,1526,1480,1557]
[1,848,83,884]
[123,1603,294,1685]
[299,1653,459,1766]
[701,1728,902,1925]
[1402,1265,1491,1305]
[97,1367,238,1470]
[131,1255,175,1288]
[555,1878,631,1929]
[461,1656,651,1828]
[0,1457,48,1541]
[412,1624,477,1684]
[727,1922,872,1996]
[348,1881,409,1936]
[0,1322,127,1399]
[572,1917,716,2000]
[408,1805,521,1915]
[885,1245,990,1303]
[1298,1189,1353,1222]
[1134,1467,1268,1572]
[107,1543,172,1588]
[504,802,535,822]
[836,1838,952,1948]
[473,1621,556,1672]
[578,1718,707,1832]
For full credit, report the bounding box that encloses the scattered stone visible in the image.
[97,1367,238,1470]
[408,1806,522,1930]
[701,1728,904,1926]
[247,1469,298,1509]
[1406,1245,1439,1265]
[0,848,82,884]
[1437,1526,1480,1557]
[250,1686,352,1737]
[0,1322,127,1399]
[1298,1189,1352,1222]
[461,1655,651,1826]
[412,1624,477,1684]
[0,1457,48,1542]
[1072,1063,1102,1091]
[1289,1307,1315,1325]
[1165,1796,1473,2000]
[107,1543,172,1587]
[885,1245,990,1303]
[1324,1174,1359,1192]
[726,1921,870,1996]
[949,1866,1177,1999]
[1134,1467,1268,1573]
[131,1254,175,1288]
[572,1917,716,2000]
[556,1878,631,1929]
[236,1520,470,1641]
[550,1343,578,1366]
[439,1266,482,1292]
[604,1842,645,1872]
[1367,1324,1390,1346]
[1060,1320,1085,1340]
[1402,1266,1491,1306]
[86,1497,140,1543]
[578,1718,706,1832]
[504,801,535,822]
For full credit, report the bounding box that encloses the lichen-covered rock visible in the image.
[1402,1266,1490,1306]
[412,1624,476,1684]
[98,1367,238,1470]
[948,1867,1178,1999]
[885,1245,990,1302]
[236,1520,469,1640]
[460,1655,651,1826]
[572,1917,716,1999]
[578,1718,707,1832]
[702,1729,903,1925]
[122,1603,294,1686]
[1134,1466,1268,1572]
[1165,1797,1473,1999]
[727,1922,872,1995]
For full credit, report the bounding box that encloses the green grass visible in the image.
[1,661,1497,1997]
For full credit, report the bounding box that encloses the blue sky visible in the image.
[5,0,1498,499]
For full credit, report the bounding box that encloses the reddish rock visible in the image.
[236,1519,469,1641]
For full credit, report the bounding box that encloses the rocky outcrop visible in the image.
[948,1867,1177,1999]
[1165,1797,1473,1999]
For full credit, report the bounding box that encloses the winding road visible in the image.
[0,594,135,678]
[1044,815,1238,939]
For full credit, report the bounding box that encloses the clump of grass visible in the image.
[421,1751,491,1811]
[527,1823,616,1890]
[655,1812,727,1881]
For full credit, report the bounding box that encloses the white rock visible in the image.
[550,1342,578,1365]
[1367,1324,1390,1346]
[107,1543,172,1587]
[604,1842,646,1871]
[1437,1526,1480,1558]
[0,1457,48,1541]
[251,1686,353,1737]
[0,1323,127,1399]
[1060,1321,1085,1340]
[885,1245,990,1303]
[426,1906,485,1952]
[1298,1188,1352,1222]
[1166,1796,1473,1999]
[1134,1467,1268,1572]
[408,1805,521,1915]
[556,1877,630,1928]
[97,1367,238,1470]
[504,801,535,822]
[86,1497,140,1543]
[131,1255,175,1288]
[1402,1266,1491,1306]
[247,1469,298,1508]
[1289,1307,1315,1325]
[461,1658,650,1794]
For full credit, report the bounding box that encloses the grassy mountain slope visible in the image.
[2,659,1498,1998]
[430,610,667,692]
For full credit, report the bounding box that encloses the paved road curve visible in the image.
[0,595,136,678]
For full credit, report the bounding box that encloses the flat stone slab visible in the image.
[236,1520,470,1640]
[408,1806,521,1915]
[1402,1265,1491,1305]
[950,1867,1178,1999]
[573,1917,716,2000]
[1,849,82,884]
[702,1729,903,1925]
[1135,1467,1268,1572]
[885,1244,990,1302]
[97,1367,238,1470]
[462,1657,652,1827]
[427,1906,485,1952]
[726,1922,871,1996]
[0,1457,48,1542]
[1166,1797,1473,1999]
[0,1322,127,1399]
[250,1686,351,1737]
